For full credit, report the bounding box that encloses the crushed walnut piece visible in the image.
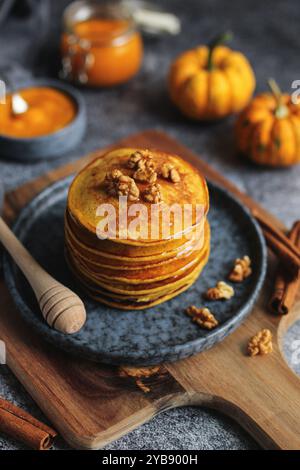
[205,281,234,300]
[119,366,160,379]
[185,305,218,330]
[228,255,252,282]
[134,163,157,184]
[161,163,181,183]
[128,150,157,183]
[143,183,162,203]
[119,366,161,393]
[248,329,273,357]
[105,170,140,201]
[127,149,152,169]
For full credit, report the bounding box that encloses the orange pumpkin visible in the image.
[236,79,300,166]
[168,32,255,120]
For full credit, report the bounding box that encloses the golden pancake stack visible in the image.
[65,148,210,310]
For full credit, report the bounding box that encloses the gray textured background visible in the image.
[0,0,299,451]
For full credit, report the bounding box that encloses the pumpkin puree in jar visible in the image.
[0,87,77,138]
[62,18,143,86]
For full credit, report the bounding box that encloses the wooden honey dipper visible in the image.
[0,185,86,333]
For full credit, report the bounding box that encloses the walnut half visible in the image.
[133,164,157,184]
[248,329,273,356]
[228,255,252,282]
[205,281,234,300]
[161,163,181,183]
[105,170,140,201]
[143,183,162,203]
[128,150,157,183]
[185,305,218,330]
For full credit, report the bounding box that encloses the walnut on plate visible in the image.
[143,183,162,203]
[228,255,252,282]
[205,281,234,300]
[248,329,273,356]
[185,305,218,330]
[105,170,140,201]
[161,162,181,183]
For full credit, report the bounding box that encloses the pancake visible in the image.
[66,246,210,309]
[65,213,201,266]
[66,221,209,282]
[67,238,208,285]
[67,148,209,241]
[65,147,210,310]
[65,209,204,257]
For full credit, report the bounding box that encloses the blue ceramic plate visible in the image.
[3,177,267,365]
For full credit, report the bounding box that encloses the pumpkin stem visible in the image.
[268,78,289,119]
[207,31,233,71]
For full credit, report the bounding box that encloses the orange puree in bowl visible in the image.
[0,87,77,138]
[62,18,143,87]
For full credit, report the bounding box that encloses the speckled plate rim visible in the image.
[3,176,267,365]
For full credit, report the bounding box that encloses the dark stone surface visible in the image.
[0,0,299,451]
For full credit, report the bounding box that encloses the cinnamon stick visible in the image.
[253,210,300,277]
[269,221,300,315]
[0,397,57,450]
[255,213,300,260]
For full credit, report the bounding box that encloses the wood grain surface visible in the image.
[0,130,299,450]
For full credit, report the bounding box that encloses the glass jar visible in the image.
[61,0,143,87]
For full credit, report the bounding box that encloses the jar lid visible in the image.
[121,0,181,35]
[64,0,181,37]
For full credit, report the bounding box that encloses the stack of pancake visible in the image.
[65,148,210,310]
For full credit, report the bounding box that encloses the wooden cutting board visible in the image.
[1,130,300,450]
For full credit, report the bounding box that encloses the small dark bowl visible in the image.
[0,78,87,161]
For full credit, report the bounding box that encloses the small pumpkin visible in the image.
[168,32,256,120]
[236,79,300,166]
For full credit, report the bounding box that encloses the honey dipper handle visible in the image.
[0,217,86,334]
